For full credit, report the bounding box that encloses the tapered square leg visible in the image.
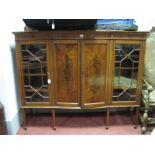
[21,108,27,130]
[134,107,140,129]
[52,109,56,130]
[106,108,110,129]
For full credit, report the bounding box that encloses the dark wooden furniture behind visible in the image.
[13,31,147,129]
[140,79,155,134]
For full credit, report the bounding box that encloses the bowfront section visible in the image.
[52,40,80,107]
[81,40,109,108]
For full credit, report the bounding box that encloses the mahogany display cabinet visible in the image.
[13,30,147,129]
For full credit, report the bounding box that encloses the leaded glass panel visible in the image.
[113,44,140,101]
[21,44,49,103]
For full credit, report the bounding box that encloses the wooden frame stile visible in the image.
[102,39,111,128]
[47,40,56,129]
[101,39,110,108]
[105,39,114,129]
[51,40,56,109]
[135,41,146,104]
[16,41,27,129]
[50,40,57,129]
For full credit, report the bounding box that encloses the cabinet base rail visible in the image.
[20,107,140,130]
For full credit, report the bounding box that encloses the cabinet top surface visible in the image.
[13,30,148,41]
[13,30,148,34]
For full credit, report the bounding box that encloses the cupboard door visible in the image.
[18,41,52,107]
[53,40,80,107]
[81,40,109,108]
[112,41,145,106]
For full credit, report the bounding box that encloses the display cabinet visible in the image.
[13,31,147,129]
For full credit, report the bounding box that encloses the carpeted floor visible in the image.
[17,112,146,135]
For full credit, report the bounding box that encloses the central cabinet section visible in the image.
[52,40,109,108]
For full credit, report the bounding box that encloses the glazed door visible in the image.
[52,40,80,107]
[17,41,53,107]
[81,40,109,108]
[111,41,145,106]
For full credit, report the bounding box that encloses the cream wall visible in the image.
[0,19,25,134]
[136,19,155,31]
